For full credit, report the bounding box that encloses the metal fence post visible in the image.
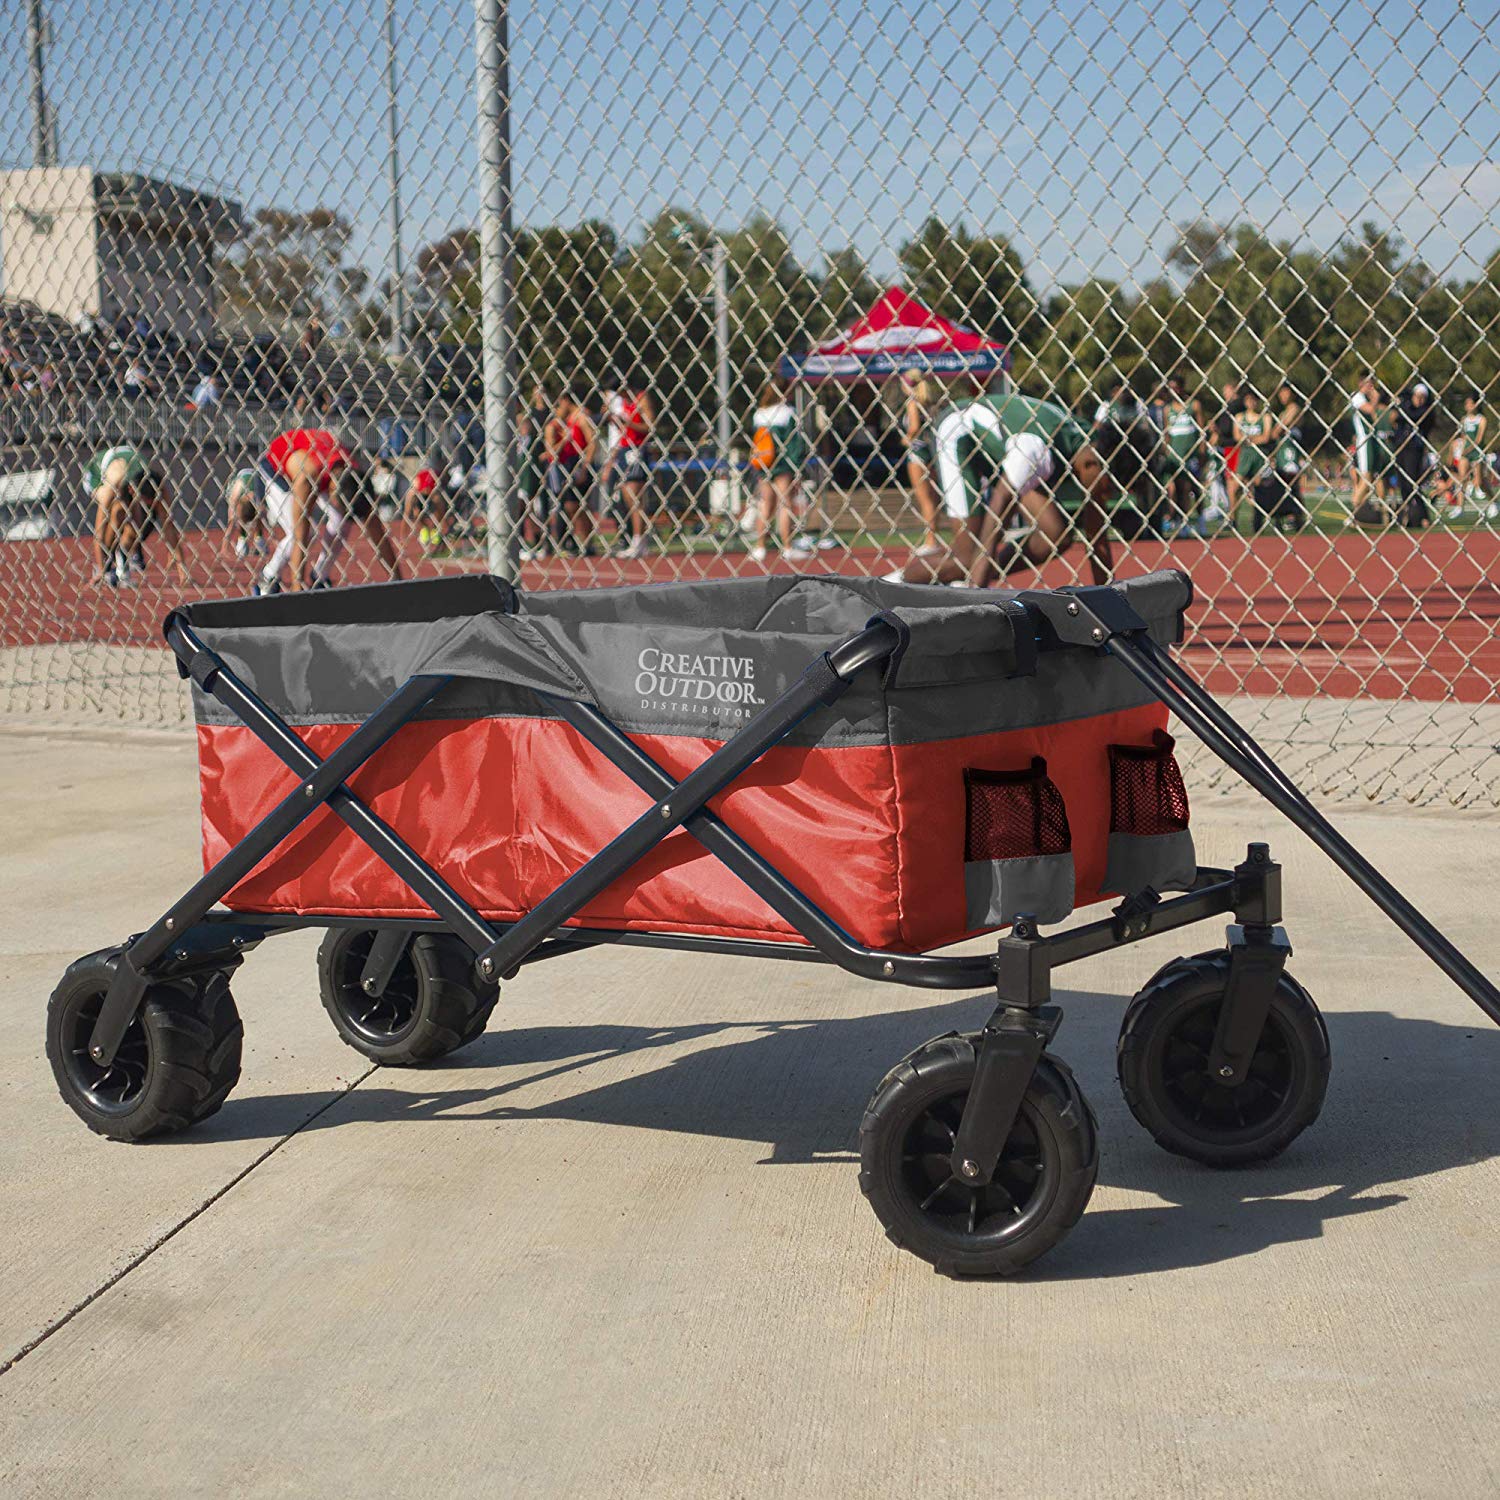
[473,0,516,582]
[713,236,730,473]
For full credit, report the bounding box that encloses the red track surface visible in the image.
[4,528,1498,705]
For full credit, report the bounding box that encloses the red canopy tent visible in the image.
[780,287,1010,382]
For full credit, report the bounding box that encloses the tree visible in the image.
[217,207,366,337]
[898,217,1035,345]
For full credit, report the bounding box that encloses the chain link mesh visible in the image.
[1,2,1498,803]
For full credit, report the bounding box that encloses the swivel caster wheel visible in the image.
[318,929,498,1065]
[859,1032,1099,1276]
[1117,949,1330,1166]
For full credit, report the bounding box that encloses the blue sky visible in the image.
[3,0,1498,300]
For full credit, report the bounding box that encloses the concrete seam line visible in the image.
[0,1064,378,1381]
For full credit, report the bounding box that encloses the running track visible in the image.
[3,528,1498,705]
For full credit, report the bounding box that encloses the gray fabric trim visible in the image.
[189,569,1190,747]
[1102,829,1197,897]
[964,852,1076,928]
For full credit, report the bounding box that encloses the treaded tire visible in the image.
[47,950,243,1142]
[859,1033,1099,1277]
[318,930,498,1065]
[1117,948,1330,1166]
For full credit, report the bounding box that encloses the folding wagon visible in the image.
[46,569,1500,1275]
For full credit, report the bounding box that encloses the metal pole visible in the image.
[713,236,730,469]
[27,0,55,168]
[384,0,406,360]
[474,0,516,580]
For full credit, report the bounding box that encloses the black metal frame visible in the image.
[83,582,1500,1190]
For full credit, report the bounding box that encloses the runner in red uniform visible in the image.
[614,380,657,558]
[256,428,402,593]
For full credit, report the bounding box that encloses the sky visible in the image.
[2,0,1498,305]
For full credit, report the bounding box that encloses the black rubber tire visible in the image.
[1117,948,1330,1166]
[317,929,498,1065]
[859,1033,1099,1276]
[46,951,243,1142]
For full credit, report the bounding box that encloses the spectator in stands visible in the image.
[121,355,152,399]
[36,362,57,396]
[299,314,325,363]
[192,371,221,408]
[902,371,943,558]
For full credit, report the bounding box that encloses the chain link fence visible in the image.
[1,2,1498,803]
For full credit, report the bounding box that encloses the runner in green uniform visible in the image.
[224,466,266,560]
[1161,376,1204,526]
[750,382,809,562]
[1233,393,1273,528]
[85,443,186,587]
[1453,394,1490,508]
[884,391,1151,587]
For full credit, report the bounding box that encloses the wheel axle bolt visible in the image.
[1218,1065,1235,1079]
[90,1045,104,1060]
[959,1159,980,1179]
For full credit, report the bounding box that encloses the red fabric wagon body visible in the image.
[187,571,1195,953]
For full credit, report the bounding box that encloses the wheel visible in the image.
[1117,949,1330,1166]
[46,950,243,1141]
[317,929,498,1065]
[859,1034,1099,1277]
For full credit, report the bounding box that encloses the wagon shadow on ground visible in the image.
[203,988,1500,1280]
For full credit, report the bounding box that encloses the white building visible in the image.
[0,167,241,343]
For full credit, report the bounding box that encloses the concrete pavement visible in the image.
[2,727,1499,1497]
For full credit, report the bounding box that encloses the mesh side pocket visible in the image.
[965,758,1072,860]
[1108,731,1190,836]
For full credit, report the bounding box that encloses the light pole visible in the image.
[384,0,407,361]
[672,224,732,469]
[27,0,57,168]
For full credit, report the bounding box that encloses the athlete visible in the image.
[1233,391,1275,530]
[224,465,266,560]
[613,379,657,559]
[1453,393,1489,512]
[255,427,402,595]
[883,391,1147,589]
[1160,376,1204,526]
[86,443,187,588]
[749,382,807,564]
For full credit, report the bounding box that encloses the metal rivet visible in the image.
[90,1045,105,1060]
[959,1159,979,1179]
[1218,1065,1235,1079]
[882,960,894,976]
[659,804,672,819]
[1065,601,1080,616]
[164,917,175,931]
[364,978,377,992]
[304,784,316,798]
[1090,626,1105,641]
[480,958,494,976]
